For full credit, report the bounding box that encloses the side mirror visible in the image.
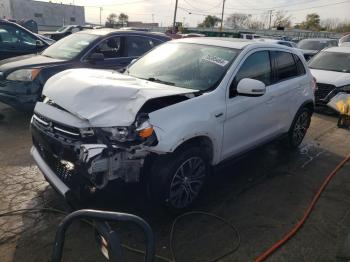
[88,53,105,62]
[129,58,138,66]
[237,78,266,96]
[36,39,45,47]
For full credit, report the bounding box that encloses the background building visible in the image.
[0,0,85,30]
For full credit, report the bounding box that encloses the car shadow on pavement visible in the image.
[2,103,348,262]
[10,137,350,262]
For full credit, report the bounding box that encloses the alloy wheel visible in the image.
[168,157,206,209]
[293,111,309,145]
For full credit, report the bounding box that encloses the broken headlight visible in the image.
[101,120,154,143]
[340,85,350,92]
[101,127,130,142]
[136,120,154,139]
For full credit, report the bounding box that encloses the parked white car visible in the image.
[309,46,350,105]
[255,38,298,48]
[339,34,350,46]
[30,38,315,210]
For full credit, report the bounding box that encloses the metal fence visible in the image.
[153,27,342,40]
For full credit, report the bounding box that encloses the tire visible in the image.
[148,146,210,212]
[285,107,311,148]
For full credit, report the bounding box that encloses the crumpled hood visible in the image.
[310,69,350,87]
[43,68,197,127]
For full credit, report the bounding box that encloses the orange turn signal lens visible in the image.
[138,127,153,138]
[31,69,41,80]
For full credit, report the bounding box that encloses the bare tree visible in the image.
[248,19,265,30]
[225,13,252,29]
[198,15,221,28]
[273,11,292,28]
[119,13,129,26]
[321,18,341,31]
[106,13,118,27]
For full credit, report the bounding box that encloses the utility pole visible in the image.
[172,0,178,33]
[268,10,273,30]
[220,0,226,31]
[99,7,103,26]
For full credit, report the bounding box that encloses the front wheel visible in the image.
[285,107,311,148]
[148,147,209,212]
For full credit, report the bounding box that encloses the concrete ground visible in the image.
[0,103,350,262]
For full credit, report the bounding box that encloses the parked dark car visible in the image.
[0,29,171,111]
[42,25,93,41]
[0,19,51,60]
[297,38,338,60]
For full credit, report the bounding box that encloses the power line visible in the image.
[225,0,349,11]
[283,0,350,13]
[180,0,350,16]
[182,0,222,12]
[83,0,149,8]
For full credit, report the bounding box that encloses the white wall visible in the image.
[0,0,12,19]
[10,0,85,29]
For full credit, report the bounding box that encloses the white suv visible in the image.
[30,38,315,211]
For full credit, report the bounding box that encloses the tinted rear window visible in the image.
[274,51,298,81]
[294,54,306,75]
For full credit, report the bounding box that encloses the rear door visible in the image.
[125,35,163,61]
[270,50,308,131]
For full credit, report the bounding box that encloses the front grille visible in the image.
[315,83,336,102]
[48,150,75,184]
[32,113,81,140]
[0,79,11,88]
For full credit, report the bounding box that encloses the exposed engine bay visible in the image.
[30,69,198,197]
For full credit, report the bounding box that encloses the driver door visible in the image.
[221,50,278,160]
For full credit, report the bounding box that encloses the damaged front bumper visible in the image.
[31,113,150,199]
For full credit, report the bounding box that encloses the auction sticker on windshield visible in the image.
[202,54,229,67]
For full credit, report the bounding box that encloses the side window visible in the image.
[92,37,122,59]
[230,51,272,97]
[0,25,36,47]
[17,29,37,46]
[127,36,158,57]
[274,51,298,82]
[293,54,306,76]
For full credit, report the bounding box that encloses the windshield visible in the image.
[41,33,98,60]
[127,42,240,91]
[297,39,335,50]
[56,26,70,32]
[309,51,350,73]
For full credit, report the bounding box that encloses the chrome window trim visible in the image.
[80,34,166,62]
[33,114,49,126]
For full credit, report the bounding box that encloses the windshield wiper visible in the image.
[147,77,175,86]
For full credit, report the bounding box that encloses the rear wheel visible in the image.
[285,107,311,148]
[148,147,209,212]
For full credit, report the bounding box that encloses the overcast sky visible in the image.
[39,0,350,27]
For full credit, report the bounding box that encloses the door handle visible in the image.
[215,112,223,118]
